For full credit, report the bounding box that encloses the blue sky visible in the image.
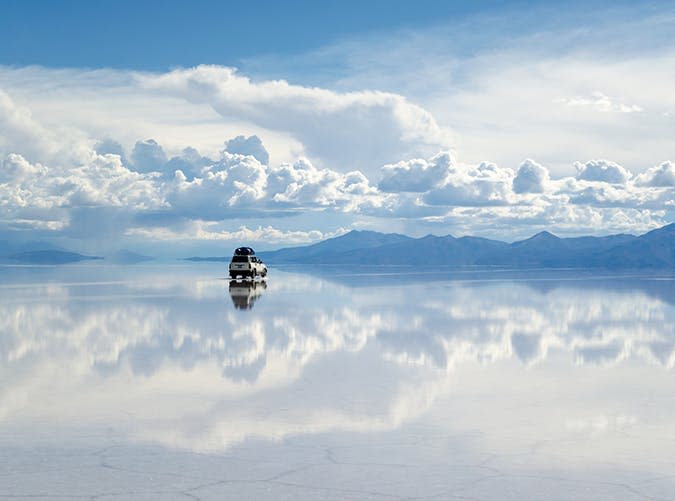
[0,0,608,69]
[2,1,670,70]
[0,0,674,253]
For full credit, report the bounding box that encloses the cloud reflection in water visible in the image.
[0,266,673,453]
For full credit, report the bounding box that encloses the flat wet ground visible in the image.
[1,263,674,499]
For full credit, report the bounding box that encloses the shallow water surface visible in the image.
[1,263,674,499]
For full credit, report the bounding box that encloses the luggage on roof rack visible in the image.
[234,247,256,256]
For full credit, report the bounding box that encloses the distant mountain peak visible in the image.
[418,234,453,242]
[510,230,561,249]
[338,229,378,238]
[530,230,559,240]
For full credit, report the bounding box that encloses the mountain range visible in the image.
[2,224,673,268]
[258,223,675,269]
[0,242,152,265]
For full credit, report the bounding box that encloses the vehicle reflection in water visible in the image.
[229,279,267,310]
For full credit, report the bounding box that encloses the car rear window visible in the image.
[231,256,249,263]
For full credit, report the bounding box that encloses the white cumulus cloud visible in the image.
[513,159,550,194]
[0,71,673,247]
[635,161,675,187]
[423,160,514,207]
[130,138,168,174]
[167,151,268,217]
[224,135,270,165]
[139,65,452,177]
[378,151,454,193]
[575,159,633,185]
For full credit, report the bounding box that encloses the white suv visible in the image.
[229,247,267,279]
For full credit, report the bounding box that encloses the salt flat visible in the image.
[1,263,674,500]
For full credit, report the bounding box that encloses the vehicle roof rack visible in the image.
[234,246,256,256]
